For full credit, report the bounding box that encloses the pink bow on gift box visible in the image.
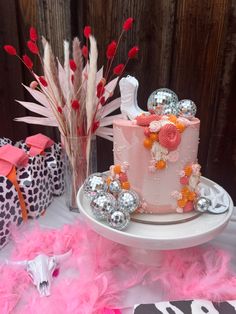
[26,133,54,156]
[0,144,28,176]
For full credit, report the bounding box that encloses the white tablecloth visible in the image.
[1,196,235,313]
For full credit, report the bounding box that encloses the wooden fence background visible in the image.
[0,0,236,202]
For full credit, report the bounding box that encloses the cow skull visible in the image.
[7,250,72,297]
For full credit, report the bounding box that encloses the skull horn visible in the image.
[53,249,72,263]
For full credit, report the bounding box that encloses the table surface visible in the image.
[1,196,235,313]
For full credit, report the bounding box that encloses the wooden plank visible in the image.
[83,0,176,171]
[206,0,236,200]
[0,0,28,141]
[170,0,229,175]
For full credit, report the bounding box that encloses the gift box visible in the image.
[0,137,12,147]
[45,143,65,196]
[16,154,53,219]
[0,145,28,248]
[0,176,23,248]
[16,134,65,196]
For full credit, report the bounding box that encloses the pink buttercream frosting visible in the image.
[113,118,200,214]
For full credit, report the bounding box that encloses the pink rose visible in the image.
[149,120,162,132]
[159,124,181,151]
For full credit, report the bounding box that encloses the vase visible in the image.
[62,135,97,212]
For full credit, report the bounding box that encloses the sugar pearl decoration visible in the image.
[177,99,197,119]
[147,88,178,115]
[194,197,211,213]
[117,190,140,213]
[107,210,130,230]
[83,173,107,199]
[90,191,116,220]
[109,179,122,195]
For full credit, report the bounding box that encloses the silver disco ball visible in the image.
[107,210,130,230]
[177,99,197,119]
[90,191,117,220]
[83,173,107,199]
[147,88,178,115]
[117,190,140,213]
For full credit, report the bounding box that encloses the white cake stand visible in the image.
[77,176,234,265]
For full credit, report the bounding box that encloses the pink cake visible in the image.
[113,116,201,214]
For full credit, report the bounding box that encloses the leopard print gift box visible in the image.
[16,139,65,197]
[45,143,65,196]
[16,154,53,219]
[0,176,23,249]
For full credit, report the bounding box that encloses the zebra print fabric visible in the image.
[134,300,236,313]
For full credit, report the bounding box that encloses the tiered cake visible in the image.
[113,76,201,214]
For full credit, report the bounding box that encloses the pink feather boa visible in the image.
[1,220,236,313]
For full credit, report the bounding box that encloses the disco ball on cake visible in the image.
[147,88,178,115]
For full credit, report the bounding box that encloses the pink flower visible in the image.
[149,120,162,132]
[183,201,194,212]
[171,191,182,200]
[179,170,185,177]
[30,81,38,89]
[119,172,128,182]
[159,124,181,151]
[192,163,201,175]
[167,150,179,162]
[180,176,189,185]
[148,165,156,173]
[176,207,183,213]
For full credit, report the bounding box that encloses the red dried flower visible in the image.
[123,17,134,31]
[128,46,139,59]
[100,96,105,106]
[29,27,38,42]
[113,63,125,76]
[22,54,33,69]
[69,59,77,72]
[84,26,91,38]
[82,45,88,58]
[39,76,47,87]
[97,81,105,98]
[4,45,17,55]
[57,106,62,114]
[71,100,80,110]
[27,41,39,54]
[106,41,117,59]
[92,120,100,133]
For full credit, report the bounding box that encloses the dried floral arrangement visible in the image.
[4,18,138,207]
[4,18,138,138]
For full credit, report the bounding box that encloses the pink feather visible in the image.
[2,221,236,313]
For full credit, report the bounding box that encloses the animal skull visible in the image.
[8,250,72,297]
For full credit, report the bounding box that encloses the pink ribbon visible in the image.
[26,133,54,156]
[0,145,28,176]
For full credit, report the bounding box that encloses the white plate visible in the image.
[77,176,234,250]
